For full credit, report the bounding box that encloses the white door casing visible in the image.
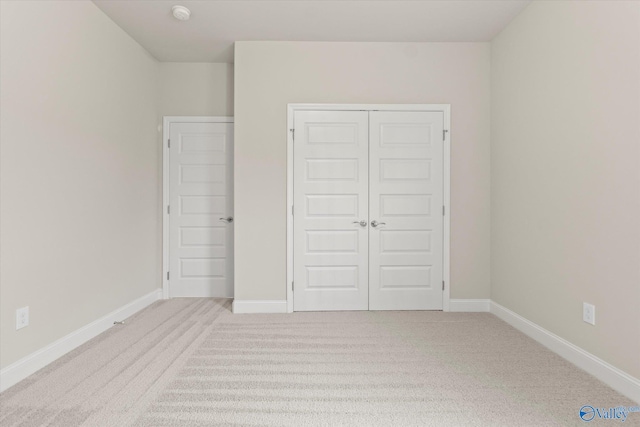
[288,105,449,312]
[369,111,444,310]
[293,111,370,311]
[165,119,234,298]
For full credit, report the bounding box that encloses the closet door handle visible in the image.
[353,220,367,227]
[219,217,234,223]
[371,220,386,228]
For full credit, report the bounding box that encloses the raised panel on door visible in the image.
[169,122,234,297]
[369,111,444,310]
[293,111,369,311]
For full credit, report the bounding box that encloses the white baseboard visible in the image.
[232,300,287,314]
[449,299,491,312]
[0,288,162,393]
[490,301,640,404]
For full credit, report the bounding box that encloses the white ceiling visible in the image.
[93,0,532,63]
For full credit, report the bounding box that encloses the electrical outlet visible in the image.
[16,306,29,330]
[583,302,595,325]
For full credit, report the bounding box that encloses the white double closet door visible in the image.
[293,110,444,311]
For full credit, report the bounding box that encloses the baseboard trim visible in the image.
[449,299,491,312]
[490,301,640,404]
[0,288,162,393]
[232,300,287,314]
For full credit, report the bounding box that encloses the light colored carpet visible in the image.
[0,298,636,426]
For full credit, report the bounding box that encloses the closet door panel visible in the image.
[369,111,444,310]
[293,111,369,311]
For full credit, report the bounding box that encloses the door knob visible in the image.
[219,217,233,223]
[352,220,367,227]
[371,220,386,228]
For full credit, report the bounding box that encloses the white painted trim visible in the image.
[286,107,295,313]
[287,103,451,112]
[286,104,451,312]
[491,301,640,404]
[232,300,288,314]
[163,116,234,124]
[442,105,451,311]
[449,299,490,312]
[162,116,234,300]
[162,117,170,300]
[0,289,162,393]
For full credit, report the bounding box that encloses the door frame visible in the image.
[162,116,234,299]
[286,104,451,313]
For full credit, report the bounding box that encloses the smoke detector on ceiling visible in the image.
[172,5,191,21]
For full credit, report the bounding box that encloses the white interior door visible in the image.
[368,112,444,310]
[292,108,445,311]
[169,122,234,297]
[293,111,369,311]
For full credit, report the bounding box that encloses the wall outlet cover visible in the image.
[16,306,29,330]
[583,302,595,326]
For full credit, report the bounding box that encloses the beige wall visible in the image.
[0,1,160,369]
[160,62,234,117]
[491,1,640,378]
[234,42,491,301]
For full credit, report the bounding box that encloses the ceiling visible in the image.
[92,0,532,63]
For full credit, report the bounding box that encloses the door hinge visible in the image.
[168,139,170,148]
[291,205,294,216]
[167,271,170,281]
[443,129,448,141]
[167,205,170,214]
[442,280,445,291]
[291,281,294,292]
[442,205,445,216]
[290,128,295,143]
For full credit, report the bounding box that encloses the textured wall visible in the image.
[160,63,234,117]
[234,42,491,301]
[0,1,160,369]
[491,1,640,378]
